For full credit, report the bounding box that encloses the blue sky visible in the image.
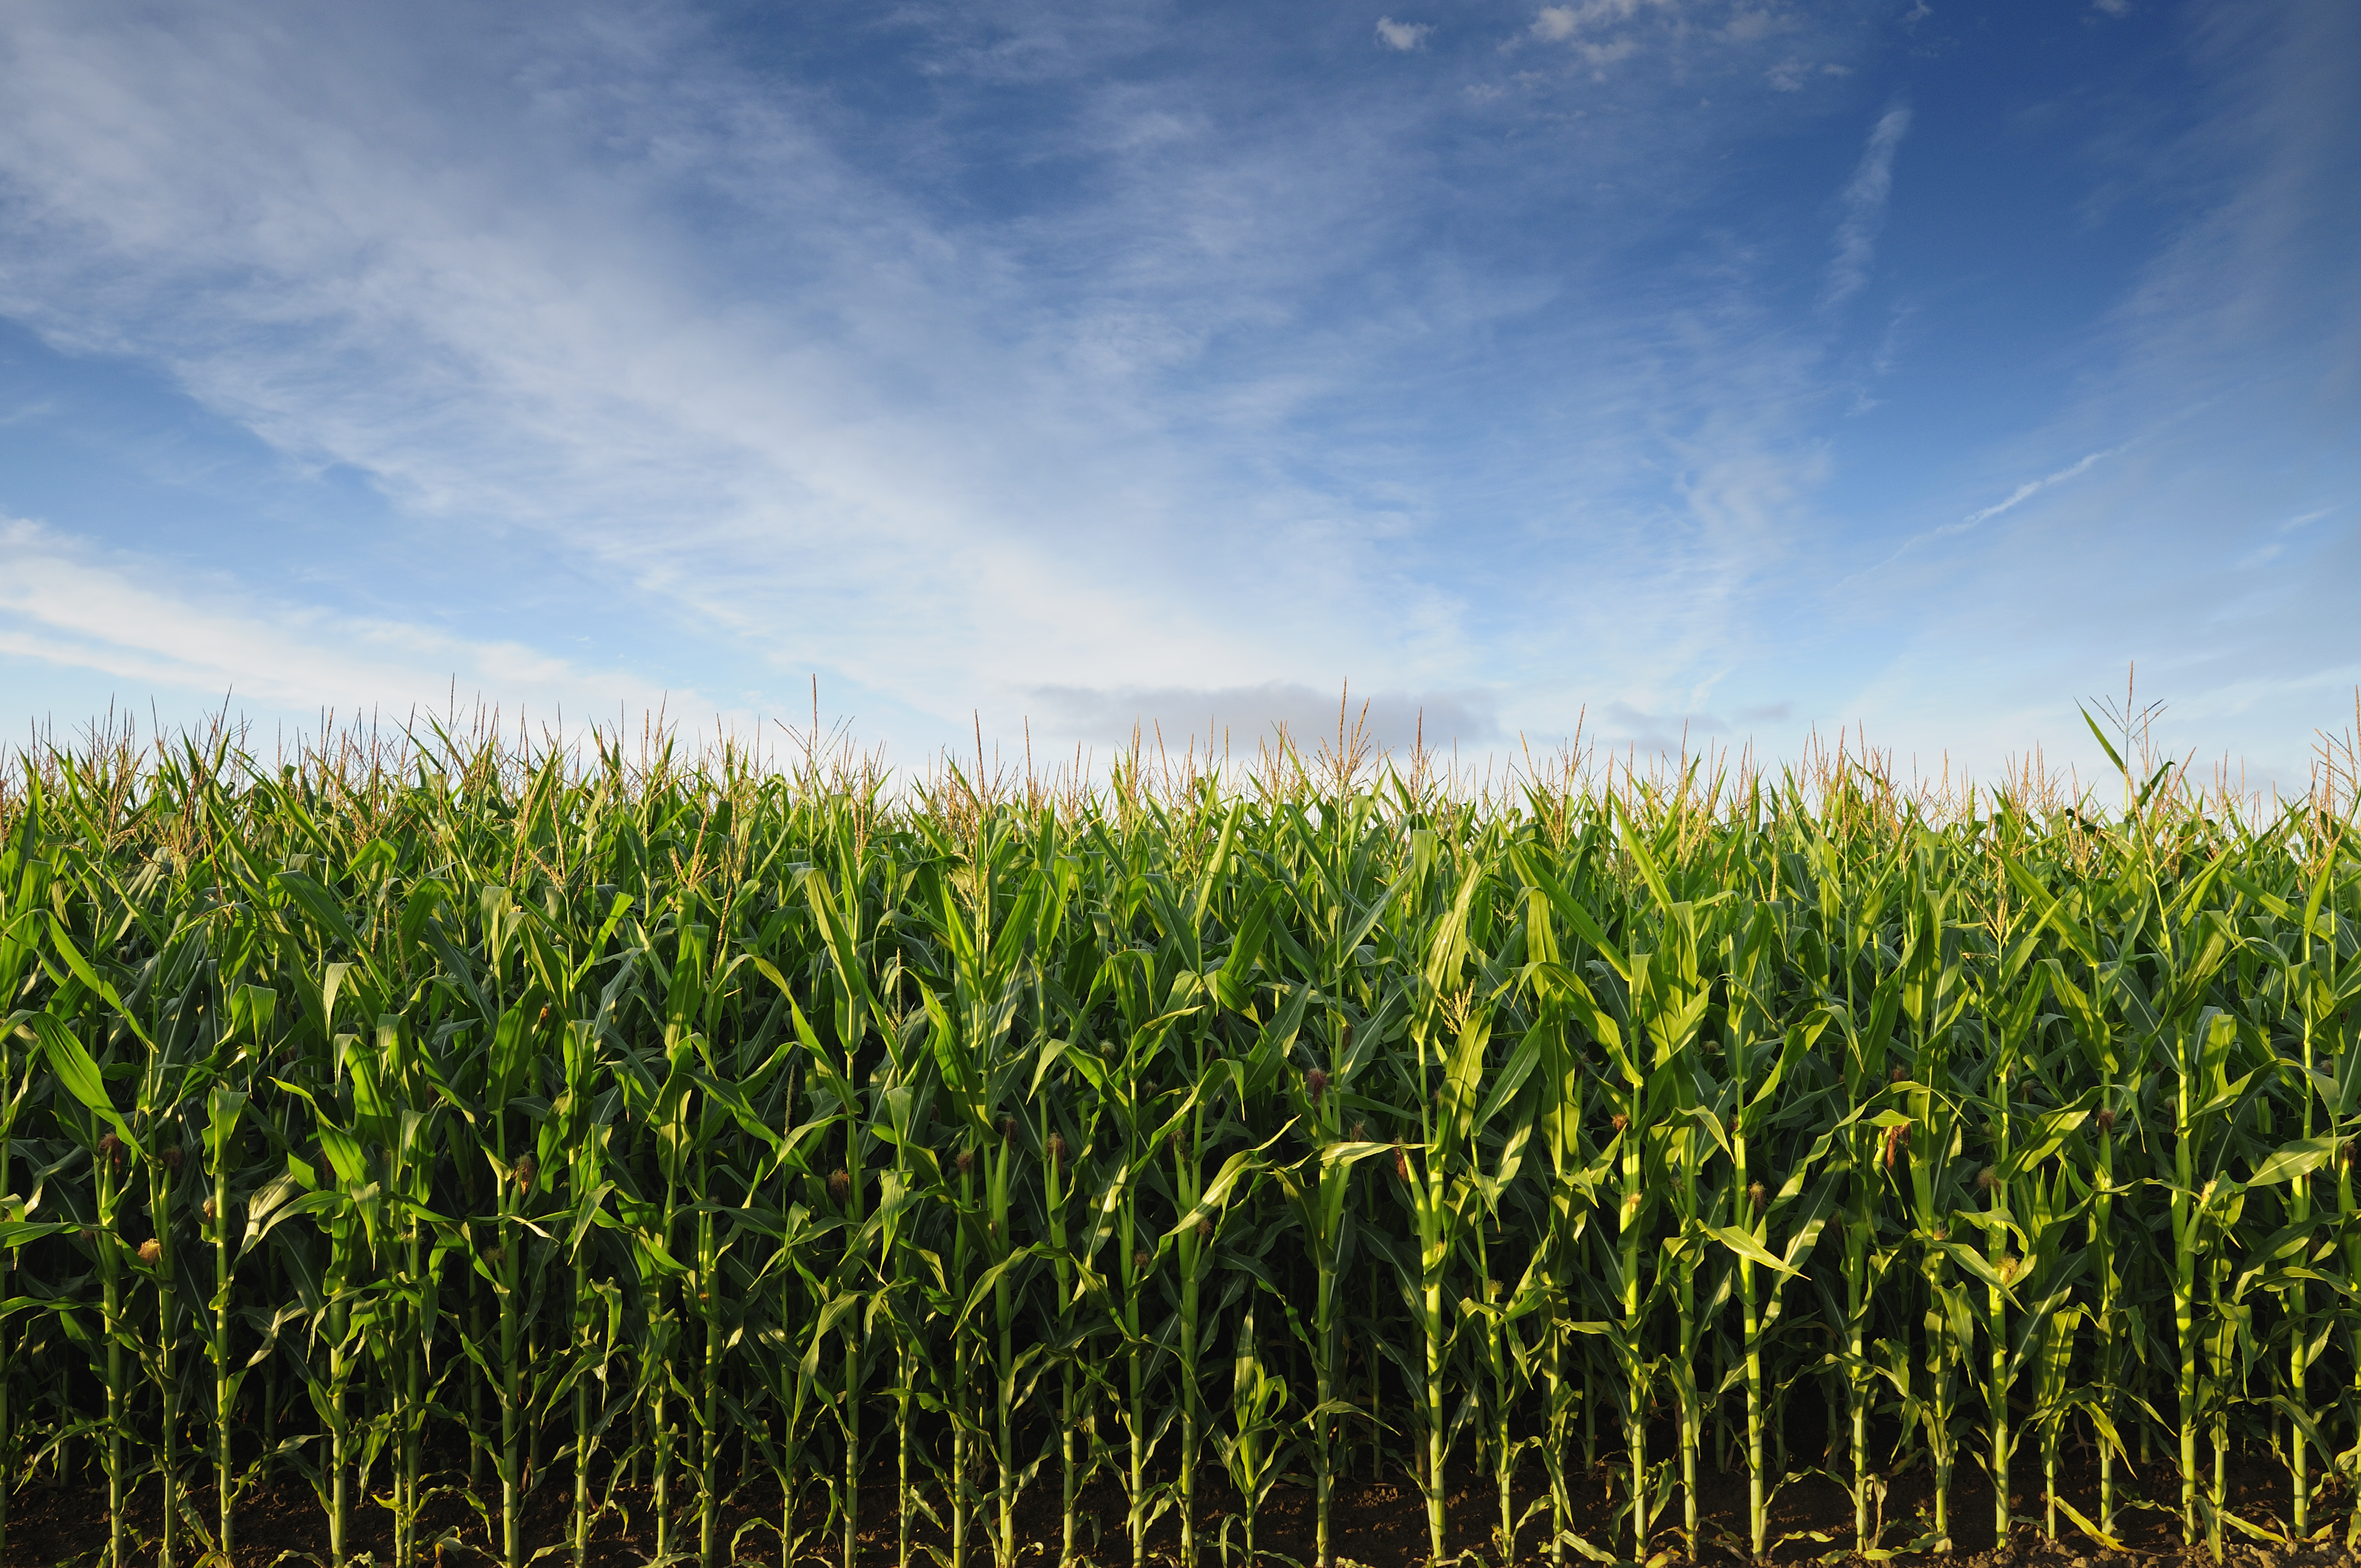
[0,0,2354,787]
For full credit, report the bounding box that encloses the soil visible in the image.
[0,1447,2338,1568]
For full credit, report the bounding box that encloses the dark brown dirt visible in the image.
[0,1451,2339,1568]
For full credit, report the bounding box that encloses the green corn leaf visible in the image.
[29,1012,143,1156]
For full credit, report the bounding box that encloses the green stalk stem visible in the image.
[702,1202,722,1568]
[2292,986,2317,1538]
[1624,1116,1646,1561]
[1178,1131,1205,1568]
[2094,1102,2116,1539]
[655,1170,678,1568]
[897,1292,914,1568]
[1738,1137,1765,1562]
[2174,1066,2198,1550]
[405,1223,424,1568]
[503,1187,524,1568]
[155,1152,177,1568]
[1046,1125,1075,1568]
[331,1294,350,1568]
[1488,1266,1514,1563]
[996,1137,1017,1568]
[1421,1188,1445,1567]
[574,1238,592,1568]
[102,1148,126,1568]
[1925,1248,1952,1550]
[1123,1197,1143,1568]
[954,1156,974,1568]
[1676,1238,1698,1556]
[1848,1146,1873,1550]
[1988,1082,2011,1548]
[844,1128,867,1568]
[1314,1265,1338,1568]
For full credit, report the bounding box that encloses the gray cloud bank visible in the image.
[1601,699,1795,758]
[1025,682,1499,754]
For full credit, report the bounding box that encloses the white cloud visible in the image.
[2092,0,2132,17]
[1375,17,1432,51]
[1821,105,1911,306]
[1721,10,1784,44]
[1532,6,1580,40]
[1766,56,1850,89]
[0,517,689,720]
[1530,0,1665,43]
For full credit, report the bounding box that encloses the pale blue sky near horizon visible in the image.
[0,0,2354,787]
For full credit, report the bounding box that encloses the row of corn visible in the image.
[0,727,2357,1568]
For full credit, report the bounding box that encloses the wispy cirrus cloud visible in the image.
[1827,2,2361,781]
[1823,105,1911,308]
[0,0,1892,758]
[0,3,1388,734]
[1947,443,2133,533]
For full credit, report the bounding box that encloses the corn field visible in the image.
[3,715,2361,1568]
